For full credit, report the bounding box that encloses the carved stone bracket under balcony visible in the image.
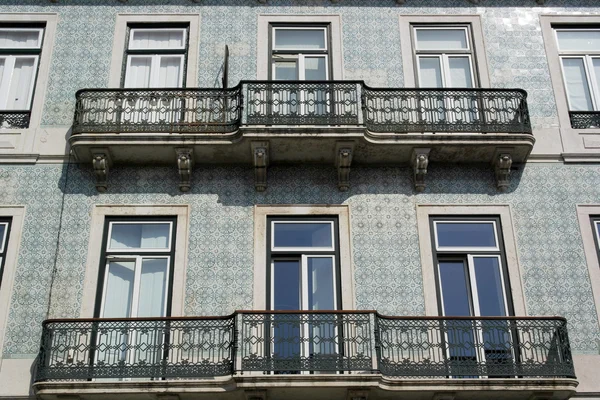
[411,148,430,193]
[245,390,267,400]
[493,149,513,192]
[347,389,370,400]
[91,148,111,193]
[176,148,194,192]
[252,141,269,192]
[336,141,355,191]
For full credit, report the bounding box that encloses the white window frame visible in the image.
[128,27,187,51]
[555,29,600,112]
[433,220,500,252]
[108,14,200,88]
[270,220,335,252]
[106,221,174,253]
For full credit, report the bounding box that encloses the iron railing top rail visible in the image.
[42,311,566,324]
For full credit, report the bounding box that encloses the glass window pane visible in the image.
[130,29,185,49]
[562,58,594,111]
[416,29,468,50]
[273,260,300,310]
[273,222,333,248]
[0,29,41,48]
[308,257,335,310]
[157,56,182,88]
[274,29,326,50]
[439,261,472,316]
[418,57,443,88]
[0,224,6,251]
[102,261,135,318]
[125,56,152,88]
[274,61,298,80]
[557,30,600,52]
[436,222,497,248]
[109,223,170,250]
[473,257,506,316]
[137,258,168,317]
[448,57,473,88]
[593,58,600,99]
[5,57,36,110]
[304,57,327,80]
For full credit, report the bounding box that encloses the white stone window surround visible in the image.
[108,14,201,87]
[575,205,600,327]
[253,205,355,310]
[0,206,25,360]
[398,15,491,88]
[257,15,344,80]
[540,15,600,160]
[79,205,190,318]
[0,14,57,135]
[416,204,527,316]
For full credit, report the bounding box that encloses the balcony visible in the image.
[69,81,535,192]
[569,111,600,129]
[0,110,30,129]
[34,312,577,400]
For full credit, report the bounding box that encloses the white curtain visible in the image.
[0,29,40,48]
[157,56,182,88]
[137,258,168,317]
[125,57,152,88]
[416,29,467,50]
[562,58,593,111]
[131,29,184,49]
[448,57,473,88]
[102,261,135,318]
[110,223,169,249]
[557,30,600,52]
[6,57,35,109]
[418,57,443,87]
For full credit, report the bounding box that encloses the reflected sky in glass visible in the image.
[439,261,471,316]
[436,222,496,248]
[273,223,332,248]
[473,257,506,316]
[273,260,300,310]
[0,224,5,249]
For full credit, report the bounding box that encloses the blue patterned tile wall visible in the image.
[1,162,600,357]
[2,0,600,129]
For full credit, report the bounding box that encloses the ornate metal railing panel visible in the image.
[36,316,235,381]
[0,111,30,129]
[570,111,600,129]
[363,87,531,134]
[35,313,573,382]
[238,311,375,373]
[376,316,574,378]
[72,87,242,135]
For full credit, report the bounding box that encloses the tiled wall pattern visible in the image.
[2,0,600,129]
[1,162,599,357]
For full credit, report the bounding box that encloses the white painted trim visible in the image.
[399,15,490,88]
[416,204,527,317]
[79,205,190,318]
[257,14,344,80]
[575,205,600,328]
[253,205,354,310]
[0,13,57,133]
[0,206,25,367]
[109,14,201,87]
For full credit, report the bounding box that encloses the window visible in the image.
[413,26,476,88]
[0,25,44,129]
[0,217,11,288]
[556,29,600,114]
[94,217,177,319]
[270,25,330,81]
[122,25,188,88]
[576,206,600,327]
[267,217,340,311]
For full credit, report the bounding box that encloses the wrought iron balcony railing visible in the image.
[72,82,532,135]
[0,110,31,129]
[569,111,600,129]
[35,312,574,382]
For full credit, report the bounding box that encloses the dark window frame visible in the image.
[266,215,341,311]
[93,215,178,318]
[120,22,190,88]
[429,215,515,317]
[0,217,12,289]
[268,22,333,80]
[590,216,600,266]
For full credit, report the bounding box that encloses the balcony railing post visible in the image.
[373,312,381,374]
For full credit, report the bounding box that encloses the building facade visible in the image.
[0,0,599,399]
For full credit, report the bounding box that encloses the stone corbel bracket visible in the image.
[493,149,513,192]
[176,148,194,192]
[347,389,370,400]
[245,389,267,400]
[91,148,112,193]
[411,148,431,192]
[335,141,355,191]
[251,141,269,192]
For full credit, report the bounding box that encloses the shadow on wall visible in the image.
[56,162,526,205]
